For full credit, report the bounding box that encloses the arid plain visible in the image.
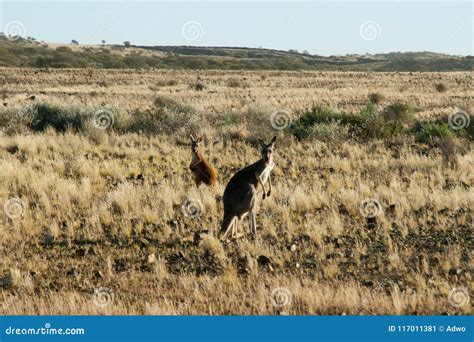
[0,68,472,314]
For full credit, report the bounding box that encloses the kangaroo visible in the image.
[219,136,276,239]
[189,135,217,187]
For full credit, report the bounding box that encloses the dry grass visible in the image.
[0,68,472,315]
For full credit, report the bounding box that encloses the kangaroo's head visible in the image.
[258,136,276,163]
[190,134,203,155]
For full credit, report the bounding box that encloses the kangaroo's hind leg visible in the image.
[248,210,257,238]
[220,215,237,240]
[232,217,240,238]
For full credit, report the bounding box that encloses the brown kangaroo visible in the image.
[189,135,217,187]
[219,136,276,239]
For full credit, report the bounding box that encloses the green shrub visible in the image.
[0,98,203,136]
[439,111,473,141]
[291,106,363,140]
[351,102,381,139]
[0,103,126,134]
[359,101,377,119]
[382,101,414,123]
[28,103,84,132]
[127,109,163,134]
[378,120,406,139]
[129,95,203,135]
[0,107,34,134]
[292,102,410,141]
[413,121,454,144]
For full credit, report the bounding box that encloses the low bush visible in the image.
[438,111,473,140]
[435,82,447,92]
[291,106,364,140]
[0,107,33,135]
[412,121,454,144]
[226,78,250,88]
[128,95,204,135]
[292,103,386,140]
[28,103,84,132]
[0,103,125,135]
[292,101,417,141]
[381,101,414,124]
[0,98,469,148]
[368,92,384,104]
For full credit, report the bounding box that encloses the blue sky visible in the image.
[0,1,472,56]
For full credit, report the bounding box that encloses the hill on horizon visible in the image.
[0,35,472,71]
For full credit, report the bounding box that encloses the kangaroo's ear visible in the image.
[258,138,266,149]
[196,136,203,143]
[270,136,277,146]
[189,134,195,142]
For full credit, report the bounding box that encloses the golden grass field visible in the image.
[0,68,472,315]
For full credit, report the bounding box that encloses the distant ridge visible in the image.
[1,35,472,71]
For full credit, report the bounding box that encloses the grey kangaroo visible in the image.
[220,136,276,239]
